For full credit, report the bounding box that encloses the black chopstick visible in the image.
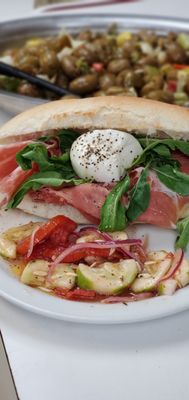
[0,61,78,97]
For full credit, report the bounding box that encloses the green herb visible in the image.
[16,143,50,171]
[7,171,86,209]
[154,164,189,196]
[176,217,189,249]
[58,130,79,152]
[99,175,130,232]
[127,168,150,222]
[138,138,189,158]
[36,129,79,151]
[8,131,87,209]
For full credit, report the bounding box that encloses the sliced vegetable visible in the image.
[3,222,42,244]
[21,260,49,286]
[47,264,76,290]
[0,235,16,259]
[131,255,172,292]
[158,279,177,296]
[77,259,139,295]
[17,215,77,256]
[174,259,189,287]
[159,248,183,282]
[101,292,154,303]
[52,239,142,265]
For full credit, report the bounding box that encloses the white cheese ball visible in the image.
[70,129,143,183]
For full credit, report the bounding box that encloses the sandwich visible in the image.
[1,96,189,301]
[1,96,189,247]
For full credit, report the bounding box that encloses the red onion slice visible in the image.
[52,239,142,266]
[101,292,154,304]
[159,248,184,282]
[27,225,41,258]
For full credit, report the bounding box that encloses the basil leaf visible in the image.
[99,176,130,232]
[16,143,50,171]
[154,164,189,195]
[126,168,150,222]
[176,217,189,250]
[7,171,87,209]
[58,129,79,152]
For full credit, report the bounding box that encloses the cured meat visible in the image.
[0,141,30,162]
[29,155,189,229]
[0,155,18,180]
[0,166,36,208]
[30,184,110,224]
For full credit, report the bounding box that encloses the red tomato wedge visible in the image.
[17,215,77,256]
[62,248,112,263]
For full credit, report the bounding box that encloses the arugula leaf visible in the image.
[126,168,150,222]
[7,171,87,209]
[99,175,130,232]
[138,138,189,158]
[154,164,189,195]
[16,143,50,171]
[176,217,189,250]
[58,129,79,152]
[153,144,171,158]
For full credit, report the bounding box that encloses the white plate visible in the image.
[0,208,189,324]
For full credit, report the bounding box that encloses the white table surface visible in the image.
[1,1,189,399]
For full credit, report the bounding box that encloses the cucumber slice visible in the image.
[0,235,16,259]
[158,279,177,296]
[21,260,49,286]
[77,259,139,295]
[21,260,76,290]
[48,264,76,290]
[131,257,172,293]
[175,259,189,287]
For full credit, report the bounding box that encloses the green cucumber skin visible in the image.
[77,268,94,291]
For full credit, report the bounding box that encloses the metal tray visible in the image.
[0,13,189,115]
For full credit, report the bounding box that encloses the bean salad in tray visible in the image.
[1,25,189,105]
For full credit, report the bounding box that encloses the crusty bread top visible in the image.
[0,96,189,143]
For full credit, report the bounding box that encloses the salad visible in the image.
[0,215,188,303]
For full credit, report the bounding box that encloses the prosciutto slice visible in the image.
[1,141,189,229]
[0,166,36,208]
[29,152,189,228]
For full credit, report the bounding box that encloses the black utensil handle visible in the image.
[0,61,75,97]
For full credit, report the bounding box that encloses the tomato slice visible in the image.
[62,248,112,263]
[54,287,101,301]
[17,215,77,256]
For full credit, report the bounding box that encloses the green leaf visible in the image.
[16,143,50,171]
[99,175,130,232]
[174,140,189,156]
[126,168,151,222]
[176,217,189,249]
[58,129,79,152]
[154,164,189,196]
[7,171,87,209]
[153,144,171,158]
[138,137,189,158]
